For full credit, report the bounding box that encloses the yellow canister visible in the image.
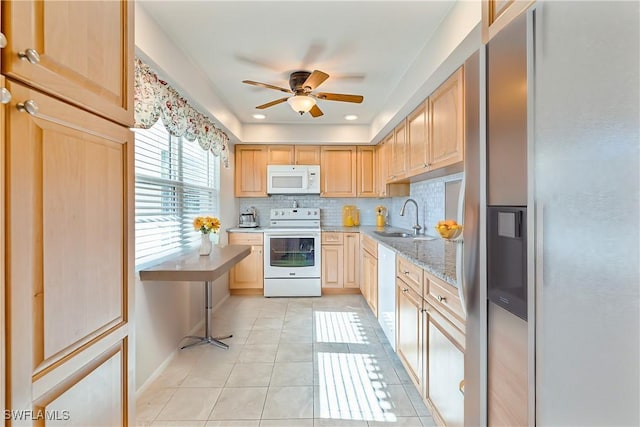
[343,205,356,227]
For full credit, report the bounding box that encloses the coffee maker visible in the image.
[238,207,259,228]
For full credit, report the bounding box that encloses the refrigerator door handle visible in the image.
[456,178,467,316]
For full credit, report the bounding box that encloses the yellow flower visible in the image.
[193,215,221,234]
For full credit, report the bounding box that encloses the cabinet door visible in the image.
[390,120,407,180]
[426,304,465,427]
[320,146,356,197]
[321,245,343,288]
[397,280,423,388]
[406,101,430,176]
[429,67,464,170]
[357,146,377,197]
[343,233,360,288]
[366,252,378,316]
[5,80,133,424]
[229,246,264,289]
[377,137,390,196]
[2,1,134,126]
[235,145,267,197]
[267,145,294,164]
[294,145,321,165]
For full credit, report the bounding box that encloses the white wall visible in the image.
[533,2,639,425]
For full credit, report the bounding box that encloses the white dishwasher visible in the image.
[377,244,396,351]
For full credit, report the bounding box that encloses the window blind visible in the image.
[134,121,220,266]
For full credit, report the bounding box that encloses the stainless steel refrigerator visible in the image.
[465,2,640,426]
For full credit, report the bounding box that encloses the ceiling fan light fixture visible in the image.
[287,95,316,115]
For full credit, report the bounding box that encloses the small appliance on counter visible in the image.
[342,205,360,227]
[238,207,259,228]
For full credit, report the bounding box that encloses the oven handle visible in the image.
[264,233,321,239]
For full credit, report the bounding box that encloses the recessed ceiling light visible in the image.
[344,114,358,121]
[252,113,266,120]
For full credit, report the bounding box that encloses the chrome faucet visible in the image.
[400,198,423,235]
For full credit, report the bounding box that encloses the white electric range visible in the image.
[263,208,321,297]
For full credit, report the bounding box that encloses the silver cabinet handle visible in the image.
[403,270,410,275]
[18,48,41,64]
[1,88,11,104]
[436,295,447,304]
[16,100,39,115]
[459,379,465,395]
[402,288,408,294]
[0,32,7,49]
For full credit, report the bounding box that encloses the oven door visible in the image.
[264,231,321,278]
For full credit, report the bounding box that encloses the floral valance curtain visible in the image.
[133,58,230,167]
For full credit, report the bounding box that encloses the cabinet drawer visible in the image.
[426,273,464,323]
[229,232,263,245]
[397,256,423,294]
[322,232,344,245]
[360,234,377,257]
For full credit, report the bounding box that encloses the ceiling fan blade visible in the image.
[256,97,289,109]
[242,80,292,94]
[303,70,330,90]
[309,104,324,118]
[315,92,364,103]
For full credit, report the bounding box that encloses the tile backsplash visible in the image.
[238,172,463,231]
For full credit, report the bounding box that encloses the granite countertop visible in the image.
[358,226,458,287]
[228,225,458,287]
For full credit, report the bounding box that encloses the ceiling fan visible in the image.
[242,70,364,118]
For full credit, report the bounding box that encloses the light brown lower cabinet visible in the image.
[229,233,264,291]
[424,301,465,427]
[396,279,424,389]
[360,234,378,315]
[321,232,359,290]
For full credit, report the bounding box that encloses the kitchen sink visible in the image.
[374,230,413,238]
[374,230,438,240]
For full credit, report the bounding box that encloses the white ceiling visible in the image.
[137,1,480,143]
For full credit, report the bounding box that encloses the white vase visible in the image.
[199,233,212,256]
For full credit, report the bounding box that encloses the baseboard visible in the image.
[135,292,230,398]
[322,288,362,295]
[230,288,263,296]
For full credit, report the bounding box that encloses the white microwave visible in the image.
[267,165,320,195]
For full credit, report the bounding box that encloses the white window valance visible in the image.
[133,58,230,167]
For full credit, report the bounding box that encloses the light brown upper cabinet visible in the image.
[482,0,535,43]
[267,145,295,164]
[294,145,321,165]
[235,145,268,197]
[429,67,464,171]
[356,146,377,197]
[390,120,407,181]
[320,146,357,197]
[1,0,134,127]
[406,101,430,176]
[377,136,410,198]
[266,145,321,165]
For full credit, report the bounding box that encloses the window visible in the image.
[134,121,220,266]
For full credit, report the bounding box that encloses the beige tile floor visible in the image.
[136,294,437,427]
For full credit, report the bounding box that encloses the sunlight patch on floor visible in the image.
[317,351,397,422]
[315,311,368,344]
